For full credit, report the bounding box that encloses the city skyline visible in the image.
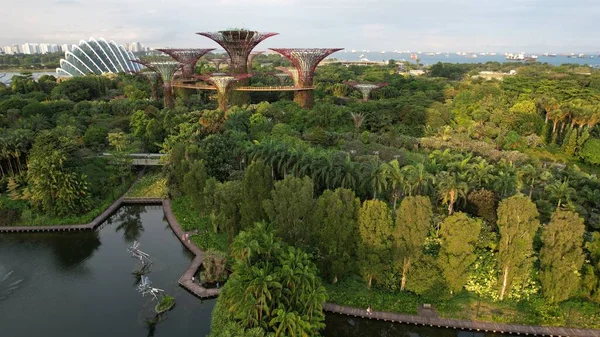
[2,0,600,53]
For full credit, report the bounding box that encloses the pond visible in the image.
[0,205,215,337]
[0,204,512,337]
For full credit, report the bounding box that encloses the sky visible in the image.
[2,0,600,52]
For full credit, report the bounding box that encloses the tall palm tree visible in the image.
[360,159,387,199]
[468,158,494,188]
[403,163,435,196]
[382,159,408,213]
[436,171,469,215]
[545,179,576,210]
[518,164,539,198]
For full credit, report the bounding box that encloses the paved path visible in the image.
[323,303,600,337]
[162,199,220,299]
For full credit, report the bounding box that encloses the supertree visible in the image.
[209,58,229,71]
[156,48,215,78]
[197,30,278,74]
[275,66,299,84]
[345,81,388,101]
[133,61,181,109]
[247,51,264,70]
[270,48,343,108]
[196,73,252,111]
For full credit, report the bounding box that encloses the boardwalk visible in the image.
[162,200,220,299]
[0,197,161,233]
[3,197,600,336]
[323,303,600,337]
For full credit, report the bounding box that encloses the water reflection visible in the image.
[49,231,101,270]
[0,266,23,301]
[115,205,146,243]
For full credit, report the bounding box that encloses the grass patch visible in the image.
[171,196,228,252]
[325,276,419,315]
[126,171,167,198]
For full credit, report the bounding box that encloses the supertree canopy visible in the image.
[133,61,181,109]
[156,48,214,78]
[270,48,343,108]
[197,73,252,111]
[274,72,290,85]
[345,81,388,101]
[197,30,278,74]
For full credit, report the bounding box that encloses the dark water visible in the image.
[0,205,216,337]
[0,205,513,337]
[324,313,511,337]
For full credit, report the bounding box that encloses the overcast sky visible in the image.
[3,0,599,52]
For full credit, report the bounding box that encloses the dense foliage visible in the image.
[3,59,600,330]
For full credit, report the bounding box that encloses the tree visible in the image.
[438,212,482,293]
[219,223,326,336]
[545,179,576,210]
[580,138,600,165]
[26,128,91,216]
[539,210,585,303]
[214,180,243,241]
[437,171,469,215]
[312,188,360,282]
[182,160,208,211]
[357,199,393,288]
[240,160,273,230]
[382,159,408,213]
[497,195,540,301]
[263,176,314,248]
[393,196,433,291]
[200,249,229,284]
[107,131,132,186]
[466,189,497,225]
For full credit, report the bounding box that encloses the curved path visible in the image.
[2,197,599,335]
[162,199,220,299]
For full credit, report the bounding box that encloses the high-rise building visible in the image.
[39,43,49,54]
[61,44,70,53]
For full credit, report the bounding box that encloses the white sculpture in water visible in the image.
[127,241,153,266]
[137,275,164,301]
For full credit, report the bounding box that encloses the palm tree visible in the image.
[382,159,408,213]
[350,112,365,133]
[334,153,358,190]
[403,163,435,196]
[518,164,538,198]
[468,158,494,188]
[360,159,387,199]
[545,179,576,210]
[269,309,310,337]
[436,171,469,215]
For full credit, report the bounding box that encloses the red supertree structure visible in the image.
[196,73,252,111]
[133,61,181,109]
[197,30,278,74]
[345,81,388,101]
[209,58,228,71]
[247,51,264,70]
[156,48,214,78]
[270,48,343,108]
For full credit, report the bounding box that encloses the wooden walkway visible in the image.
[0,197,161,233]
[323,303,600,337]
[4,195,600,335]
[162,200,220,299]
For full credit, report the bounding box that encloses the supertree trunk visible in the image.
[163,82,175,109]
[295,90,313,109]
[217,92,228,111]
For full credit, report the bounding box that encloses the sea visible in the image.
[328,51,600,67]
[2,52,599,85]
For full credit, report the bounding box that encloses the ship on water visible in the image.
[506,53,538,61]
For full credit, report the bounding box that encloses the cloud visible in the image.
[1,0,599,52]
